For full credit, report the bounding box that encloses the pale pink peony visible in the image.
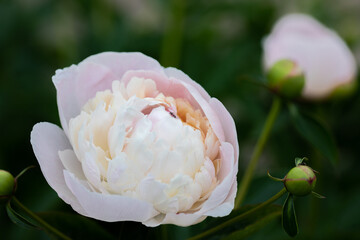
[263,14,357,100]
[30,52,239,227]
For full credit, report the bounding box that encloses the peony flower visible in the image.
[30,52,239,227]
[263,13,357,100]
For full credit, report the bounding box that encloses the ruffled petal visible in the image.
[58,149,86,180]
[53,62,117,134]
[53,52,165,134]
[120,70,225,142]
[198,142,236,216]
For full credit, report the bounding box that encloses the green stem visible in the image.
[188,188,287,240]
[160,0,186,67]
[12,197,71,240]
[235,97,281,208]
[161,225,168,240]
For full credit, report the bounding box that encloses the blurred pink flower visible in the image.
[30,52,239,227]
[263,14,357,100]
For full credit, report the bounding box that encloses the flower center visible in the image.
[67,77,220,213]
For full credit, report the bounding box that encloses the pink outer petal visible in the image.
[178,81,226,142]
[164,67,211,101]
[209,98,239,161]
[63,171,160,222]
[30,122,86,215]
[198,142,237,215]
[53,63,117,135]
[205,178,237,217]
[83,52,163,79]
[53,52,164,134]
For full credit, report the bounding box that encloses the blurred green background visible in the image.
[1,0,360,239]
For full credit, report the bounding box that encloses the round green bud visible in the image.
[284,165,316,197]
[0,170,15,198]
[267,59,305,98]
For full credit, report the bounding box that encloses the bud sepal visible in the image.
[0,170,15,202]
[266,59,305,98]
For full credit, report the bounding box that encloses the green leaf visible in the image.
[282,193,298,237]
[222,211,281,240]
[38,212,115,240]
[289,104,339,165]
[6,201,40,230]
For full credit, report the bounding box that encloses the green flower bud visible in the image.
[267,59,305,98]
[284,165,316,197]
[0,170,15,199]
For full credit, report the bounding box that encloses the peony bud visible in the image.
[266,59,305,98]
[284,165,316,197]
[0,170,15,201]
[263,14,357,100]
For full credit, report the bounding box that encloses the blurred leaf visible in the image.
[222,211,281,240]
[6,201,40,230]
[38,212,115,240]
[282,193,298,237]
[289,104,338,165]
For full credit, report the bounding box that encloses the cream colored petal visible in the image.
[64,171,159,222]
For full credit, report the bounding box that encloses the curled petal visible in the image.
[209,98,239,160]
[164,67,211,101]
[30,122,86,215]
[83,52,164,79]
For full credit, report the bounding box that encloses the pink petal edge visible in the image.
[164,67,211,101]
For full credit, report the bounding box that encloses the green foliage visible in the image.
[6,201,39,231]
[289,104,339,165]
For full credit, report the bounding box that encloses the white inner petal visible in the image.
[68,77,220,213]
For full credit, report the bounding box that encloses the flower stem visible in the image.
[160,0,186,67]
[235,97,282,208]
[12,197,71,240]
[188,188,287,240]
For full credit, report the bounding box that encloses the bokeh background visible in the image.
[1,0,360,239]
